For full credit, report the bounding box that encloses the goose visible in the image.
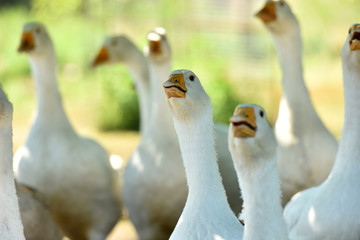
[16,183,63,240]
[0,86,25,240]
[122,30,242,239]
[164,69,244,240]
[228,104,288,240]
[92,35,151,132]
[256,0,338,205]
[283,23,360,239]
[13,22,122,240]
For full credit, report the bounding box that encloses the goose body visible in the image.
[228,104,288,240]
[121,30,241,239]
[256,0,338,205]
[283,24,360,239]
[13,22,121,240]
[92,35,151,132]
[0,86,25,240]
[16,183,63,240]
[164,69,244,240]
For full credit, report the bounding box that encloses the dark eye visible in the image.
[259,110,264,118]
[189,75,195,81]
[279,0,285,6]
[35,27,41,33]
[349,28,352,34]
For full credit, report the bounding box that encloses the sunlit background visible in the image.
[0,0,358,238]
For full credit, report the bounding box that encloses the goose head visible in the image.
[17,22,53,58]
[342,24,360,67]
[92,35,136,67]
[163,69,211,123]
[228,104,276,164]
[144,28,171,63]
[255,0,298,35]
[0,86,13,128]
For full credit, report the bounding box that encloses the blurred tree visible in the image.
[0,0,30,8]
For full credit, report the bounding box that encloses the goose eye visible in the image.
[279,0,285,6]
[349,28,352,34]
[259,110,264,118]
[189,75,195,81]
[35,27,41,33]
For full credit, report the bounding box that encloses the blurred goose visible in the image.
[16,183,63,240]
[122,29,242,239]
[0,86,25,240]
[92,35,151,132]
[256,0,338,205]
[228,104,288,240]
[164,69,244,240]
[13,22,121,240]
[283,24,360,239]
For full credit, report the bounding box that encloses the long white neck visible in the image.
[236,157,288,240]
[147,59,175,134]
[124,50,151,132]
[272,25,322,133]
[272,27,307,95]
[28,49,74,131]
[0,121,25,240]
[332,61,360,174]
[173,110,229,208]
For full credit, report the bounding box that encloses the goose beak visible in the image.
[230,107,257,138]
[92,47,109,67]
[18,32,35,52]
[255,1,276,23]
[163,73,187,99]
[148,32,162,55]
[349,25,360,51]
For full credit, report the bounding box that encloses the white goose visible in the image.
[13,22,121,240]
[283,24,360,239]
[0,86,25,240]
[164,69,244,240]
[16,183,63,240]
[122,30,242,239]
[256,0,338,205]
[228,104,288,240]
[92,35,151,132]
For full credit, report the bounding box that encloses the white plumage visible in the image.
[122,30,242,239]
[228,104,288,240]
[256,0,338,205]
[16,183,63,240]
[165,69,244,240]
[13,22,121,240]
[0,86,25,240]
[92,35,151,132]
[283,23,360,240]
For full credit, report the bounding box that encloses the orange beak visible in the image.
[163,73,187,99]
[349,25,360,51]
[148,32,162,56]
[255,2,276,23]
[18,32,35,52]
[230,107,257,138]
[92,47,109,67]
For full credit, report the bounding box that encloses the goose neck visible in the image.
[28,52,72,127]
[173,112,228,203]
[125,51,151,132]
[237,160,287,239]
[272,28,305,91]
[147,60,174,131]
[337,64,360,161]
